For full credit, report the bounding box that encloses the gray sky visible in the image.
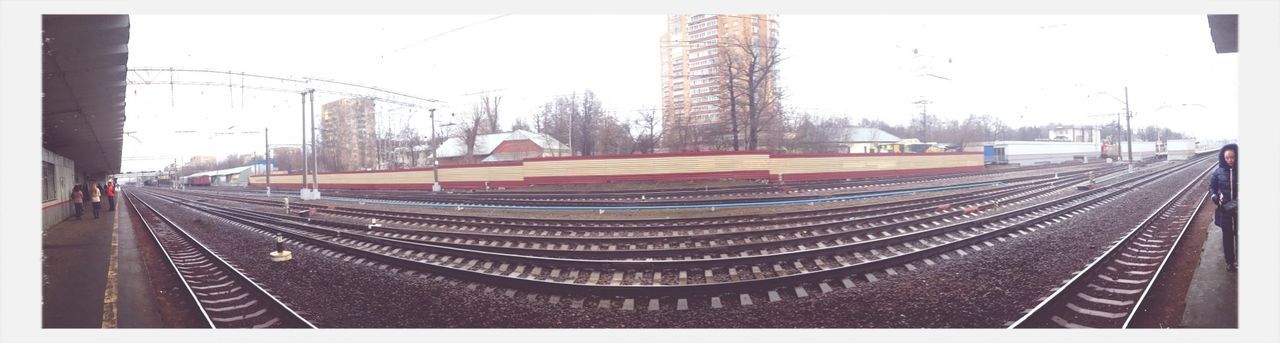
[121,14,1237,172]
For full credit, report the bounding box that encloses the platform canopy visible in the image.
[41,15,130,178]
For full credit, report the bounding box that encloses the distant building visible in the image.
[183,165,255,187]
[188,155,217,167]
[660,14,781,147]
[320,97,377,171]
[1047,125,1102,143]
[434,130,571,165]
[965,141,1102,165]
[834,127,901,153]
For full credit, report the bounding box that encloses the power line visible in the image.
[128,67,443,107]
[386,14,512,56]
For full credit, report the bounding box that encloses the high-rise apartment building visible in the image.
[660,14,781,149]
[320,97,377,171]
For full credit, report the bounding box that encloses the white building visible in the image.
[1047,125,1103,143]
[434,130,571,165]
[965,141,1102,165]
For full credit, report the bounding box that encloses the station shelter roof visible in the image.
[41,15,131,177]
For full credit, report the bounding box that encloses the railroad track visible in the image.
[209,163,1112,207]
[128,156,1208,311]
[226,160,1086,199]
[157,170,1104,260]
[184,169,1096,230]
[124,192,316,328]
[1008,161,1214,328]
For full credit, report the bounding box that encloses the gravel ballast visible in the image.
[130,158,1210,327]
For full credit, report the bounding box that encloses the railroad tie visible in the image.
[648,299,661,311]
[710,296,724,309]
[794,286,809,298]
[740,294,754,306]
[752,266,764,279]
[768,290,782,302]
[678,271,688,285]
[774,264,788,276]
[677,298,689,311]
[598,299,612,309]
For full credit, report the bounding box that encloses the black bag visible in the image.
[1221,199,1238,212]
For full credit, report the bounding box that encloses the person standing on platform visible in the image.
[1209,144,1238,272]
[81,182,92,206]
[70,185,84,220]
[106,178,117,211]
[89,182,102,219]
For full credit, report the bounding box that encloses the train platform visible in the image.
[1181,218,1238,328]
[41,194,164,328]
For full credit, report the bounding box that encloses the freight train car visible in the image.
[186,175,211,186]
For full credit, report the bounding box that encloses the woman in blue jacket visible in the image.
[1208,144,1238,272]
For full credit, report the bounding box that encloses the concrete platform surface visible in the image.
[41,195,163,328]
[1181,222,1238,328]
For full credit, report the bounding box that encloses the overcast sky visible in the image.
[121,14,1237,172]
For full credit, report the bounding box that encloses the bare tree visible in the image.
[481,95,502,134]
[594,112,634,155]
[511,118,531,132]
[661,110,691,152]
[716,46,743,151]
[457,104,486,164]
[554,93,579,154]
[533,94,577,156]
[721,35,785,151]
[577,90,603,156]
[634,108,662,154]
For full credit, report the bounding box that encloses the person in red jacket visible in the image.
[106,178,117,212]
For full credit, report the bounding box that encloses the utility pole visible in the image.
[1125,86,1133,163]
[914,99,930,142]
[309,89,319,195]
[569,108,575,156]
[429,108,441,192]
[300,91,309,192]
[265,127,271,197]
